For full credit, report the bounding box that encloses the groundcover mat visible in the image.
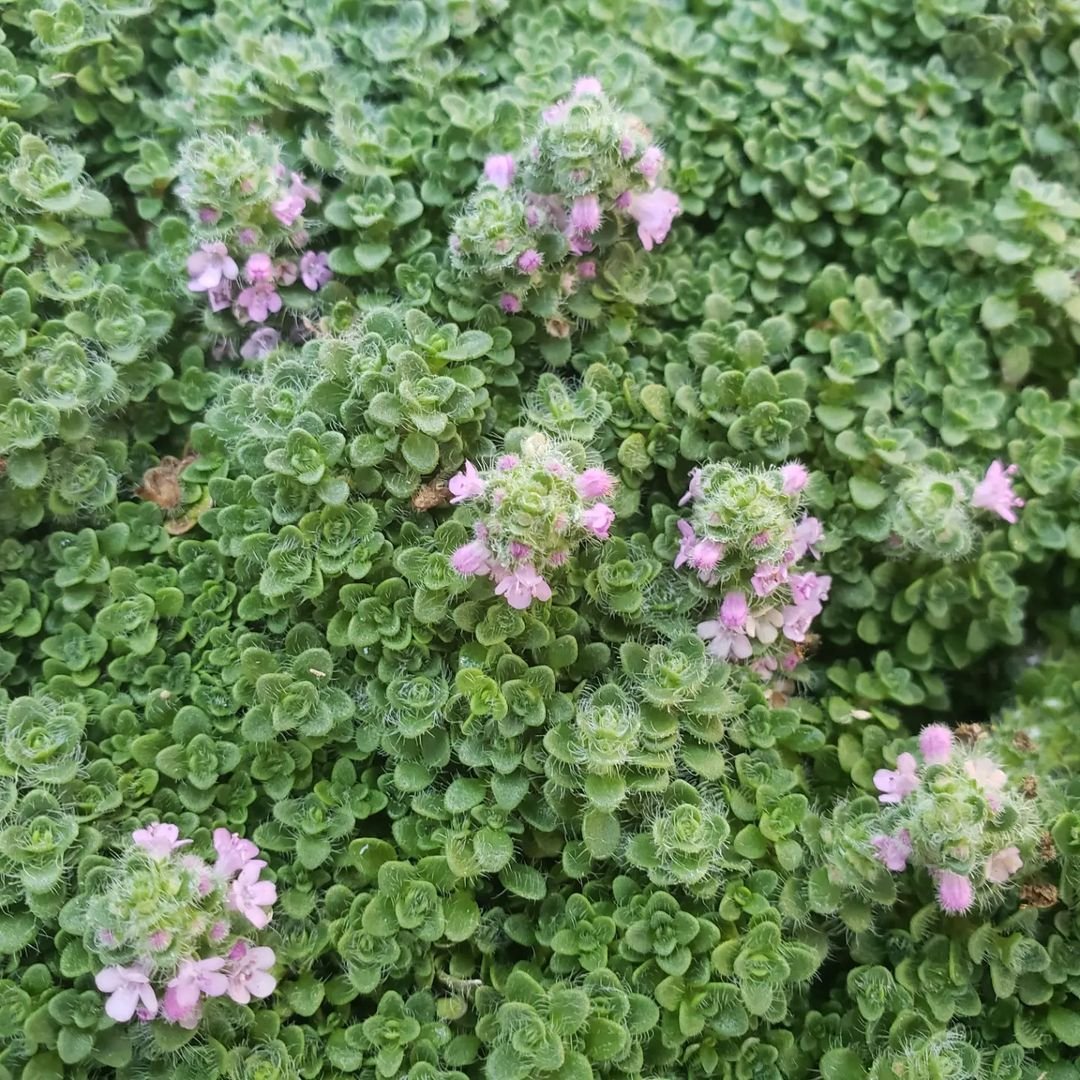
[3,1,1080,1078]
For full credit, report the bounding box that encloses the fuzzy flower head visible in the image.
[484,153,516,190]
[570,194,602,235]
[937,871,974,914]
[872,830,912,873]
[919,724,953,765]
[971,460,1024,524]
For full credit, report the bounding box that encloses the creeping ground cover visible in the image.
[6,1,1080,1078]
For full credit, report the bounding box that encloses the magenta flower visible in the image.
[573,76,603,96]
[689,538,724,574]
[697,618,753,661]
[132,823,190,859]
[300,250,332,291]
[972,461,1024,523]
[272,193,306,227]
[919,724,953,765]
[240,328,281,361]
[937,871,974,914]
[451,539,491,576]
[95,965,157,1023]
[637,146,664,183]
[493,564,553,609]
[578,260,597,279]
[187,242,238,293]
[244,252,274,283]
[582,503,615,539]
[720,591,748,631]
[751,562,788,597]
[871,829,912,873]
[780,462,809,494]
[227,860,277,929]
[225,942,278,1004]
[483,153,516,190]
[576,468,615,499]
[500,292,522,313]
[985,846,1023,884]
[235,281,282,323]
[625,188,680,250]
[517,248,543,273]
[448,461,484,504]
[213,828,259,879]
[570,194,602,235]
[873,752,920,804]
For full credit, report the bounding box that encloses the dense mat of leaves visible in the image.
[3,0,1080,1077]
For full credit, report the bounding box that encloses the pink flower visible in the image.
[187,242,238,293]
[274,260,297,287]
[509,542,530,559]
[224,942,277,1005]
[972,461,1024,524]
[788,571,831,610]
[788,516,824,561]
[448,461,485,504]
[965,757,1007,811]
[272,193,306,227]
[872,830,912,872]
[213,828,259,879]
[500,293,522,314]
[720,591,748,631]
[582,503,615,539]
[874,752,920,804]
[237,228,258,248]
[781,603,816,643]
[698,618,753,662]
[549,550,568,566]
[619,136,635,160]
[570,195,602,235]
[148,931,171,952]
[573,76,603,97]
[517,248,543,273]
[235,281,282,323]
[678,468,704,507]
[207,280,233,312]
[95,965,157,1023]
[690,539,724,574]
[244,252,274,283]
[132,823,190,859]
[937,871,974,914]
[452,540,491,576]
[578,260,597,279]
[576,468,615,499]
[750,656,778,679]
[780,462,809,494]
[198,207,220,224]
[985,846,1023,884]
[483,154,516,190]
[165,957,228,1022]
[674,519,697,569]
[300,251,332,291]
[752,562,788,597]
[240,328,281,360]
[751,531,770,549]
[637,146,664,183]
[497,454,518,470]
[919,724,953,765]
[493,564,553,609]
[625,188,680,250]
[209,921,229,943]
[228,860,277,929]
[289,172,320,204]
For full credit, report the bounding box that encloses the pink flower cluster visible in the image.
[972,460,1024,524]
[94,826,277,1028]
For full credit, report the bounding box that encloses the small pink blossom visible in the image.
[751,531,770,549]
[497,454,519,470]
[448,461,485,504]
[937,871,974,914]
[132,823,190,859]
[985,846,1023,884]
[187,242,238,293]
[509,542,531,559]
[576,468,615,499]
[546,459,568,477]
[780,462,809,494]
[237,228,258,248]
[228,860,277,929]
[165,957,228,1021]
[549,550,568,566]
[493,564,553,609]
[213,828,259,879]
[209,921,230,943]
[625,188,680,251]
[720,591,748,631]
[578,260,597,279]
[198,207,220,225]
[244,252,274,283]
[781,603,816,643]
[752,562,788,598]
[207,280,233,312]
[300,251,332,291]
[637,146,664,184]
[484,154,516,189]
[788,571,831,610]
[788,516,824,560]
[874,752,920,804]
[674,519,697,569]
[919,724,953,765]
[224,942,277,1005]
[619,136,635,160]
[543,100,570,124]
[965,757,1008,812]
[750,656,778,679]
[240,328,281,360]
[235,281,282,323]
[972,461,1024,524]
[148,931,171,952]
[570,194,602,235]
[275,260,298,286]
[698,618,753,662]
[517,248,543,273]
[690,539,724,574]
[573,76,603,97]
[272,193,306,227]
[96,965,157,1023]
[582,503,615,539]
[678,468,704,507]
[452,540,490,576]
[289,172,320,204]
[872,829,912,872]
[500,293,522,314]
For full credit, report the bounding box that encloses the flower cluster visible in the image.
[84,824,277,1028]
[448,433,617,608]
[449,77,680,325]
[870,726,1042,914]
[675,462,830,676]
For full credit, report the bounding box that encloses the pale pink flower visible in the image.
[483,154,516,189]
[678,468,704,507]
[209,921,230,943]
[224,942,277,1004]
[720,591,748,630]
[549,550,568,566]
[872,829,912,872]
[213,828,259,879]
[937,871,974,914]
[493,564,553,609]
[228,860,277,929]
[674,519,697,569]
[275,259,298,286]
[781,603,816,643]
[698,618,753,661]
[972,461,1024,524]
[637,146,664,184]
[570,195,602,235]
[965,757,1008,812]
[545,459,568,477]
[874,752,920,804]
[96,965,157,1023]
[543,100,570,124]
[235,280,282,323]
[497,454,518,470]
[300,251,332,291]
[132,823,190,859]
[780,462,809,494]
[500,293,522,314]
[788,516,824,560]
[689,539,724,574]
[198,207,220,224]
[240,328,281,361]
[148,931,171,952]
[752,562,788,597]
[582,503,615,539]
[509,542,531,559]
[207,280,233,312]
[165,957,228,1017]
[576,468,615,499]
[237,227,258,248]
[625,188,680,250]
[448,461,485,504]
[985,846,1023,884]
[517,248,543,273]
[244,252,274,283]
[750,656,778,679]
[751,531,770,549]
[187,242,238,293]
[289,172,320,204]
[573,76,603,97]
[919,724,953,765]
[452,540,491,576]
[788,571,831,610]
[272,193,305,227]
